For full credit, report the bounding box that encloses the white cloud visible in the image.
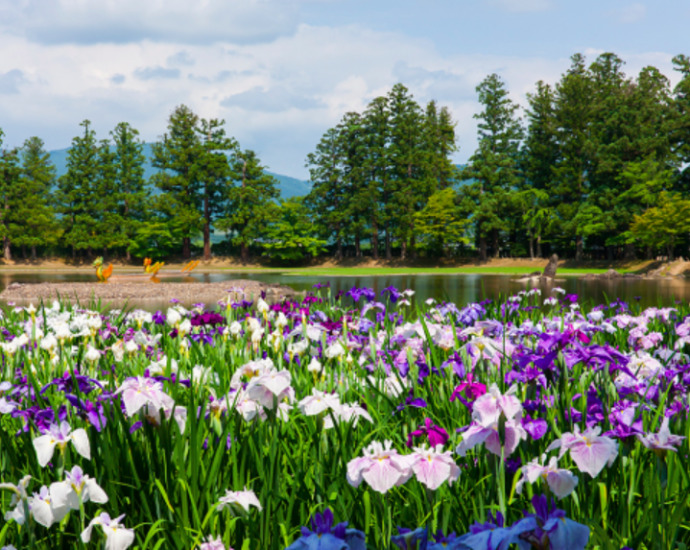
[0,14,679,178]
[0,0,300,45]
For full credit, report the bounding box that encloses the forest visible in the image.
[1,51,690,263]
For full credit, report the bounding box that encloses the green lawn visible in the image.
[215,265,625,276]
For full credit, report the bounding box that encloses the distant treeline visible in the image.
[2,51,690,263]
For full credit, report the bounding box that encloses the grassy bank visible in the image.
[0,257,656,277]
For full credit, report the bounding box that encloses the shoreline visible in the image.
[0,257,665,277]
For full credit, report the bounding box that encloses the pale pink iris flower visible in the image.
[346,440,412,494]
[516,455,579,499]
[547,425,618,478]
[637,417,686,455]
[455,384,527,457]
[298,389,341,416]
[245,369,293,410]
[407,445,460,490]
[115,376,174,417]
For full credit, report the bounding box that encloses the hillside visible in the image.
[48,145,312,199]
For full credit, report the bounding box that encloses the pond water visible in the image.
[2,271,690,310]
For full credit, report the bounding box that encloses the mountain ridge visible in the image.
[48,144,312,199]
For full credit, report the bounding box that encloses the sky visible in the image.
[0,0,688,179]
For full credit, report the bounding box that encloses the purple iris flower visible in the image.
[457,303,486,326]
[286,508,365,550]
[346,287,376,303]
[406,418,449,448]
[381,286,401,303]
[395,391,428,414]
[41,371,102,396]
[191,312,225,327]
[441,352,466,379]
[522,415,549,440]
[152,310,166,325]
[65,395,107,431]
[190,332,215,346]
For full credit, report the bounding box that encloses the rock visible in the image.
[541,254,559,279]
[582,269,642,280]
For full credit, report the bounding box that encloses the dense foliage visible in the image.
[3,51,690,262]
[0,287,688,549]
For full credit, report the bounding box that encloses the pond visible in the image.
[1,271,690,310]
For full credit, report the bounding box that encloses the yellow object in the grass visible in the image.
[143,257,153,272]
[149,262,164,277]
[182,260,200,273]
[93,257,113,282]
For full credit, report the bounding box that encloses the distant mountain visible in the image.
[48,145,311,199]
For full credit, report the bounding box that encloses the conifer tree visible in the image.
[56,120,101,258]
[361,96,390,259]
[12,137,59,259]
[0,129,21,260]
[111,122,147,261]
[217,149,279,263]
[387,83,429,260]
[305,126,348,259]
[464,73,523,261]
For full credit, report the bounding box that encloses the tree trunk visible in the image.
[241,243,249,263]
[492,230,500,259]
[478,236,487,263]
[528,230,534,260]
[22,245,27,260]
[536,234,542,258]
[409,234,416,261]
[401,239,407,261]
[203,191,211,261]
[623,243,636,261]
[371,221,379,260]
[355,233,361,258]
[335,237,343,261]
[575,235,584,262]
[3,237,11,261]
[31,245,37,260]
[385,229,392,260]
[183,237,191,260]
[125,248,131,262]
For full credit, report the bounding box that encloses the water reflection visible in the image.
[0,271,689,310]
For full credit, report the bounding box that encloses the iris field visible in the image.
[0,284,688,549]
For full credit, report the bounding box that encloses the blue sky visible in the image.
[0,0,686,178]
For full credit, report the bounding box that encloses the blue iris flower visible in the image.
[285,508,365,550]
